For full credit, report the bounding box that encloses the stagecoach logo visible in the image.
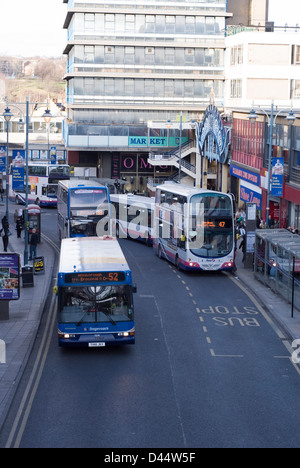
[0,339,6,364]
[84,327,109,332]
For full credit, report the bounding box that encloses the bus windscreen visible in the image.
[190,193,234,258]
[58,285,134,324]
[70,189,108,208]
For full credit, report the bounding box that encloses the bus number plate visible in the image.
[89,342,106,347]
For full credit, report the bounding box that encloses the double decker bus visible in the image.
[57,179,111,240]
[56,236,136,347]
[110,194,155,245]
[9,162,70,207]
[154,183,235,271]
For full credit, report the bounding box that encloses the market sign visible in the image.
[0,254,20,301]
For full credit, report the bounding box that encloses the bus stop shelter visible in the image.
[254,229,300,313]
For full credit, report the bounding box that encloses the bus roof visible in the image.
[59,237,129,274]
[58,179,107,190]
[28,161,69,167]
[155,183,227,198]
[110,193,155,206]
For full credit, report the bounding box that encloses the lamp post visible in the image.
[248,102,296,228]
[165,113,183,183]
[3,107,13,220]
[2,98,51,265]
[42,108,53,159]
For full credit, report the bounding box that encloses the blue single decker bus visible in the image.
[57,236,136,347]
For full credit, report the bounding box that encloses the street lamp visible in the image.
[42,109,53,159]
[248,102,296,228]
[2,107,14,220]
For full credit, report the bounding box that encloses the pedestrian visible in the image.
[35,197,40,206]
[16,216,23,238]
[14,209,19,223]
[1,229,9,252]
[268,215,275,228]
[256,214,261,229]
[29,228,39,261]
[239,235,246,262]
[1,216,9,252]
[0,187,4,202]
[2,215,9,232]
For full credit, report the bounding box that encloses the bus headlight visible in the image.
[118,331,135,337]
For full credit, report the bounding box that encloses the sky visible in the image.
[0,0,67,57]
[0,0,299,58]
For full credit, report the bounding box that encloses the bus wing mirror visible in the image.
[132,284,137,294]
[189,231,197,237]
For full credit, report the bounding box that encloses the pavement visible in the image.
[0,202,56,432]
[0,202,299,435]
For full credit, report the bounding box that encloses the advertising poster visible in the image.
[0,254,20,301]
[271,157,284,197]
[12,150,25,191]
[50,146,57,164]
[0,146,6,172]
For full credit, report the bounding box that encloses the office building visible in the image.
[63,0,231,191]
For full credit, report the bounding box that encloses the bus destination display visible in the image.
[65,271,126,284]
[203,218,232,229]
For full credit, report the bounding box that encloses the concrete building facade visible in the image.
[62,0,231,192]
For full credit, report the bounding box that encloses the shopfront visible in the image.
[111,152,174,193]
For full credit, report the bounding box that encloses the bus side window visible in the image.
[42,187,47,196]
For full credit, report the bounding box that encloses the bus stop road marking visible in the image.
[210,349,244,358]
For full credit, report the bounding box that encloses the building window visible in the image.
[292,45,300,64]
[291,80,300,99]
[230,79,242,98]
[230,46,243,65]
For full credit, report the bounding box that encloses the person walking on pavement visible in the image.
[1,215,10,252]
[16,216,23,238]
[29,228,39,261]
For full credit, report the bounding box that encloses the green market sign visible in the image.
[129,136,167,147]
[129,136,188,147]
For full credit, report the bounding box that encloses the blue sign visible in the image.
[12,167,25,191]
[0,146,6,172]
[271,157,284,197]
[230,165,260,187]
[240,184,262,209]
[12,150,25,191]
